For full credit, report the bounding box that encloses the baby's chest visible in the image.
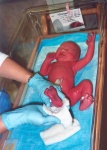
[49,63,74,77]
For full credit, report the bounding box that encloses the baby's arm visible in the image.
[40,52,55,76]
[74,33,96,72]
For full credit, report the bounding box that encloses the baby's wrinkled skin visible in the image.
[40,33,96,110]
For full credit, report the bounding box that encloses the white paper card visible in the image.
[50,8,85,32]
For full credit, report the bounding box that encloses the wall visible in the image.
[0,0,47,53]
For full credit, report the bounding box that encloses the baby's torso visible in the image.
[48,61,75,91]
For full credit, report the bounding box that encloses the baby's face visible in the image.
[56,42,80,62]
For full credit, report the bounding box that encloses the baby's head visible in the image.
[56,41,81,62]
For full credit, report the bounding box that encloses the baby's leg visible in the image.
[44,86,63,107]
[67,80,94,110]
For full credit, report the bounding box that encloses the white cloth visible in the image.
[43,98,72,128]
[0,52,8,66]
[40,98,81,145]
[40,119,80,145]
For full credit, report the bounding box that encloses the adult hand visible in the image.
[27,73,65,107]
[1,105,61,130]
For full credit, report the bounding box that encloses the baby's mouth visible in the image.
[56,53,65,60]
[59,53,65,57]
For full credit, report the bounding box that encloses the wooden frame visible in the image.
[0,3,106,150]
[40,4,101,35]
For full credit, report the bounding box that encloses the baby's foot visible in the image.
[79,94,94,111]
[44,86,63,107]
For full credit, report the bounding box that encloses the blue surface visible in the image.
[0,88,12,115]
[7,33,100,150]
[0,88,12,139]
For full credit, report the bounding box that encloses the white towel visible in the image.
[40,119,80,145]
[40,98,81,145]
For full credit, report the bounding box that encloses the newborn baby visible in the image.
[40,33,96,110]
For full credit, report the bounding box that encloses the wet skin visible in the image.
[40,33,96,110]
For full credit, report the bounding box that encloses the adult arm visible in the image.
[0,52,32,83]
[0,52,65,106]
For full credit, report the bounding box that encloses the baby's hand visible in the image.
[86,32,96,46]
[46,52,56,61]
